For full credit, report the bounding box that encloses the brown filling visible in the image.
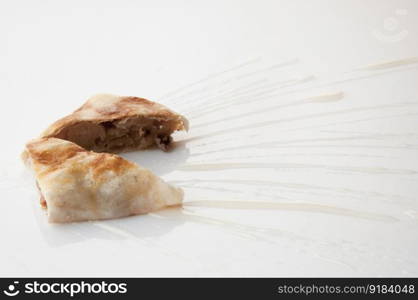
[55,117,178,153]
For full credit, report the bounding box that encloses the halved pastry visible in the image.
[41,94,189,153]
[22,138,183,223]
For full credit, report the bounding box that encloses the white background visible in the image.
[1,0,418,276]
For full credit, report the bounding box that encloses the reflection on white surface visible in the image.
[1,0,418,277]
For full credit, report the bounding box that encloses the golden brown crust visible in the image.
[26,138,85,169]
[89,153,135,181]
[41,94,188,138]
[23,137,183,222]
[24,138,136,182]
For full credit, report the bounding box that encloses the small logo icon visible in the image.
[372,9,409,43]
[3,281,20,297]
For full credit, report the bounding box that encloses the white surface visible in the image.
[1,0,418,277]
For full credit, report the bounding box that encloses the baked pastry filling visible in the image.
[54,117,180,152]
[41,94,188,153]
[23,94,188,223]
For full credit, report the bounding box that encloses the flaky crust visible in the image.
[41,94,189,138]
[23,138,183,223]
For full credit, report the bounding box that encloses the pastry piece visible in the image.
[22,138,183,223]
[41,94,189,153]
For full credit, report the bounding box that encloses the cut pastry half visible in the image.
[22,138,183,223]
[41,94,189,153]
